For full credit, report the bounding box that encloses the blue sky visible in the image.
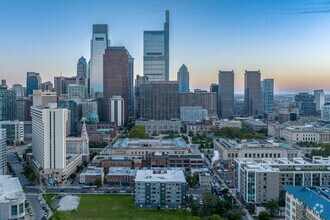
[1,0,330,93]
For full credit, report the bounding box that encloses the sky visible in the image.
[1,0,330,93]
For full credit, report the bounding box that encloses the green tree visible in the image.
[128,125,149,139]
[265,199,280,216]
[259,211,271,220]
[95,178,102,187]
[221,188,229,195]
[203,193,220,217]
[227,210,242,220]
[69,173,77,180]
[209,214,223,220]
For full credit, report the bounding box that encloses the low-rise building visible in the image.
[105,167,136,186]
[213,119,242,130]
[284,186,330,220]
[79,166,104,185]
[92,156,142,171]
[134,169,187,209]
[135,119,181,134]
[199,171,213,190]
[234,157,330,204]
[0,175,26,220]
[242,119,267,132]
[180,106,208,122]
[66,122,89,161]
[214,138,301,161]
[0,120,24,145]
[184,119,213,134]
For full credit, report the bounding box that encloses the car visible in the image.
[29,212,33,216]
[44,213,48,217]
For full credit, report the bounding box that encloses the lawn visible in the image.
[46,194,193,220]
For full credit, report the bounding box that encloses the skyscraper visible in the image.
[77,56,87,78]
[26,72,41,97]
[209,84,219,93]
[41,81,54,92]
[244,70,263,116]
[32,90,57,107]
[128,55,134,118]
[178,64,189,92]
[31,103,68,174]
[110,96,125,127]
[90,24,109,94]
[12,84,23,97]
[295,92,316,117]
[68,84,86,102]
[143,10,169,81]
[218,70,235,118]
[103,47,130,122]
[0,128,6,175]
[0,85,17,121]
[314,89,325,111]
[262,79,274,113]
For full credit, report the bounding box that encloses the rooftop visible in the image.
[135,169,186,183]
[81,166,104,176]
[0,175,25,202]
[284,186,330,220]
[107,167,137,176]
[113,138,188,149]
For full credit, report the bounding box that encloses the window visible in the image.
[19,203,24,214]
[11,205,17,216]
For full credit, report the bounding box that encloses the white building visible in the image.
[0,129,7,175]
[66,122,89,161]
[321,103,330,121]
[284,186,329,220]
[0,176,26,220]
[314,89,325,111]
[110,96,124,126]
[33,90,57,107]
[0,120,24,145]
[213,119,242,129]
[180,106,208,122]
[135,119,181,134]
[31,103,68,174]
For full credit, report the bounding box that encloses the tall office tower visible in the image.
[210,84,219,93]
[81,100,98,120]
[262,79,275,113]
[33,90,57,107]
[134,75,149,119]
[143,10,169,81]
[87,60,91,97]
[314,89,325,111]
[244,70,263,117]
[90,24,109,94]
[58,100,78,136]
[177,64,189,92]
[322,103,330,121]
[0,86,17,121]
[54,76,85,96]
[77,56,87,78]
[178,92,218,117]
[26,72,41,97]
[16,97,33,121]
[31,103,68,174]
[12,84,23,97]
[110,96,125,126]
[295,93,316,117]
[0,80,8,88]
[139,81,179,120]
[68,84,86,102]
[0,129,6,175]
[218,71,234,118]
[41,81,54,92]
[103,47,129,122]
[128,55,134,118]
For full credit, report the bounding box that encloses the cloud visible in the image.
[276,0,330,15]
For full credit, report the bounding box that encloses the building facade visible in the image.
[0,86,17,121]
[314,89,325,112]
[26,72,41,97]
[178,92,218,117]
[143,11,169,81]
[180,106,208,122]
[0,129,6,175]
[262,79,274,113]
[244,70,262,117]
[0,120,24,145]
[68,84,86,102]
[109,96,125,127]
[33,90,57,107]
[12,84,23,97]
[178,64,189,92]
[295,92,316,117]
[218,70,235,118]
[135,119,181,134]
[321,103,330,121]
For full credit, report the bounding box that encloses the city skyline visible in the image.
[1,0,330,93]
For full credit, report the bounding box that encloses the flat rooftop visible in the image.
[107,167,136,176]
[113,138,188,148]
[81,166,104,176]
[285,186,330,220]
[0,175,24,202]
[135,169,186,183]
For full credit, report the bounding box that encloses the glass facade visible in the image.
[26,72,41,97]
[0,86,17,121]
[262,79,274,113]
[177,64,189,92]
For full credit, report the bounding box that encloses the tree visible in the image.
[259,211,271,220]
[265,199,280,216]
[95,178,102,187]
[69,173,77,180]
[209,214,223,220]
[203,193,220,217]
[278,190,286,207]
[221,188,229,195]
[227,210,242,220]
[128,125,149,139]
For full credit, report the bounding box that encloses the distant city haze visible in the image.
[1,0,330,93]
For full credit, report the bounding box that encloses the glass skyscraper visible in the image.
[244,70,263,117]
[262,79,274,113]
[0,85,17,121]
[143,10,169,81]
[218,70,235,118]
[89,24,109,94]
[178,64,189,92]
[26,72,41,97]
[77,56,87,79]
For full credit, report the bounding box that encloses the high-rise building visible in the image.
[41,81,54,92]
[134,75,148,119]
[33,90,57,107]
[143,11,169,81]
[321,103,330,121]
[128,55,134,118]
[26,72,41,97]
[0,86,17,121]
[262,79,274,113]
[244,70,262,116]
[68,84,86,102]
[0,128,6,175]
[31,103,68,174]
[209,83,218,93]
[295,93,316,117]
[103,47,129,122]
[218,70,235,118]
[0,120,24,145]
[81,100,98,121]
[139,81,179,120]
[12,84,23,97]
[180,106,208,122]
[54,76,85,96]
[179,92,218,117]
[314,89,325,111]
[109,96,125,126]
[16,97,33,121]
[177,64,189,92]
[90,24,109,94]
[77,56,87,79]
[58,99,79,136]
[0,80,8,88]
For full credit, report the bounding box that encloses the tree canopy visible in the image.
[128,125,149,139]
